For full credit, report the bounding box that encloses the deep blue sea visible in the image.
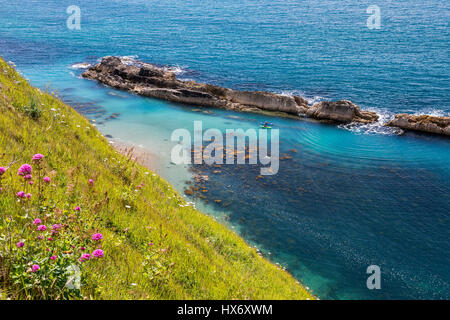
[1,0,449,299]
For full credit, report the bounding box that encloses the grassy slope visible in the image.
[0,57,313,300]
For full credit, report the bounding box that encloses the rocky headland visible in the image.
[82,56,449,136]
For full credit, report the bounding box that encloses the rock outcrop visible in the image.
[386,114,450,136]
[82,56,306,115]
[304,100,379,123]
[82,56,449,137]
[81,56,376,123]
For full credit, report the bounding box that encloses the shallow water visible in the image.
[1,0,449,299]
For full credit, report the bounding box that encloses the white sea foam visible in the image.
[70,62,91,69]
[164,65,187,75]
[339,108,403,136]
[119,55,141,66]
[413,108,450,117]
[279,90,327,106]
[341,107,449,135]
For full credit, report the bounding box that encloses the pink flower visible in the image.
[31,264,40,272]
[92,249,104,258]
[88,179,94,186]
[44,176,50,183]
[37,225,47,231]
[38,235,44,240]
[80,246,86,251]
[16,191,26,198]
[79,253,91,262]
[24,174,32,180]
[148,242,154,247]
[52,224,61,230]
[25,193,32,199]
[33,218,42,225]
[17,164,32,176]
[0,167,6,176]
[16,241,24,248]
[32,154,44,161]
[29,181,34,185]
[47,237,53,241]
[92,233,103,241]
[50,255,57,260]
[74,206,81,211]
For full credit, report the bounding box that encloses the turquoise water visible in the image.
[1,0,449,299]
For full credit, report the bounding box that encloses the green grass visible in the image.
[0,57,314,300]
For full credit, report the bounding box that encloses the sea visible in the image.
[0,0,449,299]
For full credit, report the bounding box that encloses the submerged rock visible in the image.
[387,114,450,136]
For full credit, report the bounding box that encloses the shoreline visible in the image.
[110,138,163,173]
[0,56,315,299]
[110,136,318,299]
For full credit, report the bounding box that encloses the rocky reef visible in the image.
[387,114,450,136]
[82,56,376,122]
[82,56,449,136]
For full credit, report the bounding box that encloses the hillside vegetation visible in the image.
[0,57,313,300]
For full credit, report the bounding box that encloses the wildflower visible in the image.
[0,167,6,176]
[32,154,44,162]
[16,241,24,248]
[31,264,40,272]
[50,255,57,260]
[29,181,34,185]
[38,235,44,240]
[148,242,154,247]
[92,233,103,241]
[88,179,94,186]
[16,191,25,198]
[37,225,47,231]
[80,246,86,251]
[92,249,104,258]
[24,174,33,180]
[79,253,91,262]
[25,193,32,199]
[74,206,81,211]
[52,224,62,231]
[47,237,53,241]
[33,218,42,225]
[43,176,50,183]
[17,164,32,176]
